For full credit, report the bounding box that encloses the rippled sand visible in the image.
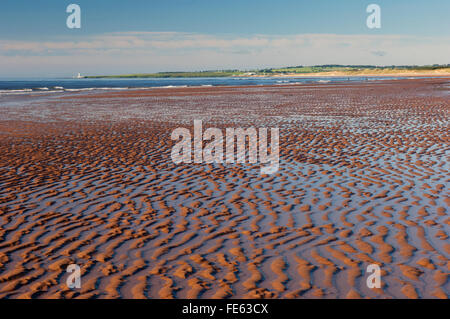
[0,78,448,299]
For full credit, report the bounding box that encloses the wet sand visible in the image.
[0,78,448,299]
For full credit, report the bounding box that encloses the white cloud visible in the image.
[0,32,449,76]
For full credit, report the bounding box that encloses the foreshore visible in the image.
[0,78,448,299]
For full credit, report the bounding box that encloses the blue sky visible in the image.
[1,0,449,76]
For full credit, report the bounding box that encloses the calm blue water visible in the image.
[0,76,423,95]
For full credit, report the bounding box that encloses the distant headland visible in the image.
[85,64,450,79]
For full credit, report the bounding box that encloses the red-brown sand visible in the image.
[0,78,448,299]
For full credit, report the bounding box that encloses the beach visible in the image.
[237,69,450,78]
[0,78,448,299]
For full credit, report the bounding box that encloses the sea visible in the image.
[0,76,430,96]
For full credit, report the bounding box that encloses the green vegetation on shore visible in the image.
[86,70,244,78]
[85,64,450,78]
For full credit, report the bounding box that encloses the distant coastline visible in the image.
[85,64,450,79]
